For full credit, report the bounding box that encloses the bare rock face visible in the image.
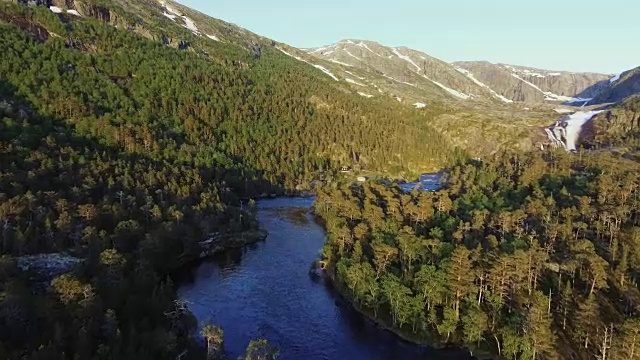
[590,67,640,104]
[71,1,113,22]
[454,61,545,102]
[453,61,610,103]
[0,11,49,42]
[50,0,76,9]
[581,94,640,147]
[307,41,614,105]
[306,40,498,102]
[45,0,127,27]
[17,253,83,280]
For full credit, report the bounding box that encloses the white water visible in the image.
[545,110,603,151]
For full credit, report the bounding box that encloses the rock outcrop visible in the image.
[195,229,268,260]
[453,61,610,104]
[306,39,500,103]
[0,9,50,42]
[17,253,83,280]
[590,67,640,104]
[581,94,640,147]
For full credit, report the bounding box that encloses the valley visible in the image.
[0,0,639,360]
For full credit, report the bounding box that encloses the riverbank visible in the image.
[325,265,442,345]
[322,265,493,359]
[178,228,269,267]
[180,196,473,360]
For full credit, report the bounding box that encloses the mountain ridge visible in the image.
[305,39,638,106]
[305,39,505,105]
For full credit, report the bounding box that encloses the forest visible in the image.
[2,1,639,359]
[0,1,468,358]
[315,150,640,359]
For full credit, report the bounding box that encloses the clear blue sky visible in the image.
[179,0,638,74]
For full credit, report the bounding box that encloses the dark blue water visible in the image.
[178,197,471,360]
[398,173,443,192]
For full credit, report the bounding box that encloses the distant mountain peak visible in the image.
[453,61,611,104]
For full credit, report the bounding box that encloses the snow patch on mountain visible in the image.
[330,59,353,67]
[67,9,81,16]
[158,1,200,35]
[392,48,421,72]
[163,12,177,20]
[511,73,579,102]
[610,73,622,83]
[357,42,383,57]
[312,65,339,81]
[566,97,593,105]
[414,102,427,108]
[344,50,363,62]
[206,34,220,41]
[382,74,416,87]
[455,68,513,103]
[277,47,339,81]
[358,92,374,98]
[160,1,182,16]
[182,16,199,34]
[346,78,366,86]
[49,6,63,13]
[429,79,472,100]
[310,46,330,53]
[390,48,472,100]
[505,65,547,78]
[345,71,365,80]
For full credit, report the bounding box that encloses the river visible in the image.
[178,197,472,360]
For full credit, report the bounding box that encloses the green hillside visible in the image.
[316,151,640,360]
[0,0,466,358]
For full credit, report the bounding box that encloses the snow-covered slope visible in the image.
[276,46,339,81]
[305,40,621,107]
[305,40,503,104]
[454,61,610,104]
[590,66,640,104]
[455,67,513,103]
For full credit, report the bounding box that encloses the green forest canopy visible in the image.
[2,1,639,359]
[316,151,640,359]
[0,1,462,358]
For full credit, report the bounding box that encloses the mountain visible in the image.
[581,94,640,150]
[305,40,630,107]
[0,1,475,358]
[453,61,611,104]
[590,66,640,104]
[305,39,510,105]
[3,0,640,359]
[3,0,468,181]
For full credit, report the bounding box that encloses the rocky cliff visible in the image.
[590,67,640,104]
[453,61,610,104]
[305,40,503,104]
[306,41,617,106]
[581,94,640,147]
